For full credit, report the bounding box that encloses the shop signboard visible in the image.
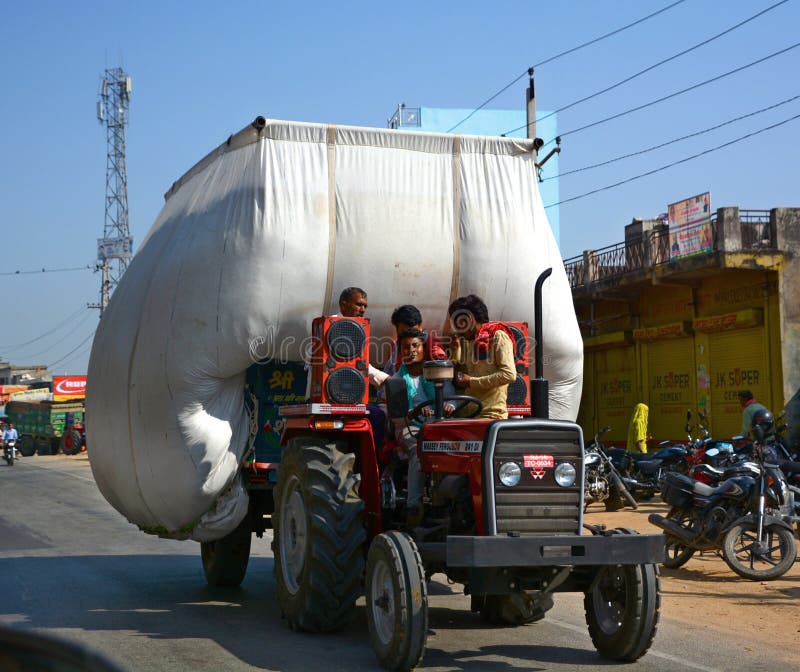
[668,192,712,260]
[53,375,87,401]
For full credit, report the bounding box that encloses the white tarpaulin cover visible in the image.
[87,118,583,541]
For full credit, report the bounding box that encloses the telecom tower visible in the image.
[92,67,133,314]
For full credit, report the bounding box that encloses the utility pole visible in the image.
[526,67,536,142]
[90,67,133,314]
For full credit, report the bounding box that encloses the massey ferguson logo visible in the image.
[524,454,554,480]
[54,376,86,396]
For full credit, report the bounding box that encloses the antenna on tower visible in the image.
[90,67,133,315]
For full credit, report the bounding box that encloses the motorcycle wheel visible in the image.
[722,522,796,581]
[662,507,695,569]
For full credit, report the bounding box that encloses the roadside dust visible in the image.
[584,500,800,663]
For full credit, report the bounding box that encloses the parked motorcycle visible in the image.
[3,438,18,466]
[584,426,638,511]
[607,440,689,501]
[649,422,796,580]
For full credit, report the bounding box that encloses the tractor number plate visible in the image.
[523,454,554,469]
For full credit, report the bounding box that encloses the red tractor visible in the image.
[200,272,664,670]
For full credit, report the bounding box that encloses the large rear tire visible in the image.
[19,436,36,457]
[366,531,428,671]
[200,511,252,587]
[273,437,365,632]
[60,429,83,456]
[584,529,660,662]
[722,522,796,581]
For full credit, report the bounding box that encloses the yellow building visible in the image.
[566,207,799,445]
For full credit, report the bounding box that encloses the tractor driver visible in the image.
[446,295,517,419]
[390,328,455,528]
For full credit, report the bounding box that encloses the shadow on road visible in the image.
[0,554,614,671]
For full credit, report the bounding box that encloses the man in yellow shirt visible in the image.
[446,295,517,419]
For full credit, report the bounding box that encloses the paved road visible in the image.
[0,455,786,671]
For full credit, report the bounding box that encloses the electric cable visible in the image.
[505,0,790,135]
[543,93,800,180]
[48,330,97,370]
[535,40,800,146]
[48,338,95,372]
[9,312,95,361]
[0,265,93,276]
[543,110,800,208]
[446,0,688,133]
[0,305,90,350]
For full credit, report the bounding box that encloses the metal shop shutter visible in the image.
[594,346,637,443]
[708,328,766,438]
[647,339,695,442]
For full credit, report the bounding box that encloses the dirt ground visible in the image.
[583,500,800,661]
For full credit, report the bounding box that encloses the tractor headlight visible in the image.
[498,461,522,487]
[554,462,577,487]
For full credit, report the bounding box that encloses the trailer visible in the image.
[5,400,85,456]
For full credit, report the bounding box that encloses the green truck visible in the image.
[5,400,85,456]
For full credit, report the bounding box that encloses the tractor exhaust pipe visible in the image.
[531,268,552,419]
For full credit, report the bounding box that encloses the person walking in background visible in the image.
[738,390,770,437]
[627,403,649,453]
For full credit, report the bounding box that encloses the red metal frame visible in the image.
[281,414,383,537]
[420,419,493,535]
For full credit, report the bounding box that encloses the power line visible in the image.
[0,305,90,350]
[505,0,790,135]
[0,265,93,276]
[446,0,688,133]
[544,93,800,180]
[543,111,800,208]
[536,40,800,145]
[8,312,95,361]
[48,330,97,370]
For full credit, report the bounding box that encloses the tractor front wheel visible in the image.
[584,529,660,662]
[366,531,428,671]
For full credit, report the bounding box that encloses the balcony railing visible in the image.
[564,209,774,290]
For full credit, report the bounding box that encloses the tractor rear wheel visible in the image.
[273,436,365,632]
[19,436,36,457]
[200,511,252,587]
[584,528,660,661]
[60,429,83,456]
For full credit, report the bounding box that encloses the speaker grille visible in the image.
[507,375,528,405]
[326,367,366,404]
[327,319,367,361]
[507,324,527,361]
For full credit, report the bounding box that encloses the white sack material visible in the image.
[87,118,584,542]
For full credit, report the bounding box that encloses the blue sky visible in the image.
[1,0,798,375]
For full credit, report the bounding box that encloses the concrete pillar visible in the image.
[582,250,598,285]
[774,208,800,402]
[715,207,741,252]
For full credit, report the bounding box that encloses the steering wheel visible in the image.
[410,395,483,420]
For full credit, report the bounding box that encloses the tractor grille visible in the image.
[485,422,583,536]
